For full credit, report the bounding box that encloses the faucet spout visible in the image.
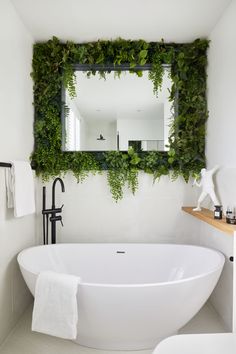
[52,177,65,209]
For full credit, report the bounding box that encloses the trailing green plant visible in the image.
[31,37,209,200]
[104,148,141,201]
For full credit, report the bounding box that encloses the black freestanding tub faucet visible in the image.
[42,177,65,244]
[51,178,65,244]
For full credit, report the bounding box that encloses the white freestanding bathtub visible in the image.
[17,243,225,350]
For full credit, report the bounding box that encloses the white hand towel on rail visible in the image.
[5,160,35,217]
[32,271,80,340]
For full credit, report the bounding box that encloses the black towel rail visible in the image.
[0,162,35,169]
[0,162,12,168]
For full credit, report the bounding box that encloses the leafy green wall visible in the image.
[31,37,208,200]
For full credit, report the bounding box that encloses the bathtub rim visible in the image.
[17,243,225,288]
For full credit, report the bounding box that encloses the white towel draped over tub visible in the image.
[5,160,35,217]
[32,271,81,340]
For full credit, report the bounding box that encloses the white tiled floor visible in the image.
[0,303,227,354]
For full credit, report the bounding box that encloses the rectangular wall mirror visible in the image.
[62,66,174,152]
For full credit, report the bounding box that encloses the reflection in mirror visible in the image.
[63,68,174,152]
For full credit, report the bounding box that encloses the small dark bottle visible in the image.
[214,205,222,219]
[226,207,233,220]
[226,206,236,224]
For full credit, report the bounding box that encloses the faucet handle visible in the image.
[50,215,64,226]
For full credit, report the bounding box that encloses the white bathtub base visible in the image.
[17,243,225,351]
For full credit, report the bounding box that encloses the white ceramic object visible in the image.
[17,243,225,350]
[193,165,220,211]
[153,333,236,354]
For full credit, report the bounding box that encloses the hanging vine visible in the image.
[31,37,209,201]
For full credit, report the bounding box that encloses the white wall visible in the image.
[207,2,236,169]
[37,173,198,247]
[0,0,35,345]
[117,118,164,151]
[85,120,117,151]
[196,0,236,331]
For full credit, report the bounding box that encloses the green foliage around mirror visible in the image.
[31,37,209,201]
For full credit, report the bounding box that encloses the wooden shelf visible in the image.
[182,207,236,235]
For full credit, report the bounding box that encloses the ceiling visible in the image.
[11,0,231,43]
[70,69,172,122]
